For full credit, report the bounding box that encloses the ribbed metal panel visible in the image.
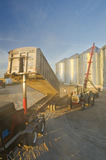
[65,54,79,84]
[100,45,106,89]
[79,52,88,85]
[88,52,100,85]
[6,47,59,94]
[79,46,100,86]
[55,45,102,87]
[56,59,66,83]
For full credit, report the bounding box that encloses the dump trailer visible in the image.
[1,47,59,159]
[5,47,59,95]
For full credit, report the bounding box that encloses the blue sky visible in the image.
[0,0,106,77]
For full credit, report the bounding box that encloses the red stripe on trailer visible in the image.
[23,75,27,114]
[23,98,27,114]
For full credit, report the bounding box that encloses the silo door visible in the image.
[20,56,25,72]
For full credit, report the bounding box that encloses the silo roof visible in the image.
[81,46,100,55]
[56,58,67,64]
[68,53,79,59]
[101,45,106,50]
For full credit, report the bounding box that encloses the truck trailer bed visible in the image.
[5,47,59,95]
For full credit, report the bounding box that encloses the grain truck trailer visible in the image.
[0,47,59,159]
[4,47,59,112]
[5,47,59,95]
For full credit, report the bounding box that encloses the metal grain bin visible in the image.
[6,47,59,95]
[100,45,106,89]
[88,51,100,85]
[65,54,79,84]
[79,46,100,86]
[55,58,67,83]
[79,52,88,85]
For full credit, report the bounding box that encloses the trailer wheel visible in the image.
[38,121,45,134]
[94,92,99,98]
[84,93,89,105]
[70,97,72,109]
[92,95,95,106]
[81,102,85,110]
[89,92,95,106]
[26,132,38,146]
[40,121,45,134]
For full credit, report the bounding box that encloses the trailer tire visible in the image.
[26,132,38,146]
[84,93,89,105]
[81,102,85,110]
[70,97,72,109]
[94,92,99,98]
[40,121,45,134]
[89,92,95,106]
[38,121,45,134]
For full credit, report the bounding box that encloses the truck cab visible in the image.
[0,102,26,159]
[0,102,45,159]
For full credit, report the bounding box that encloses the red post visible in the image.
[83,43,95,89]
[23,74,27,114]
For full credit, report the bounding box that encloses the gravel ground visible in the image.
[0,84,106,160]
[15,89,106,160]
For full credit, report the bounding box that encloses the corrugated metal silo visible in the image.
[79,47,100,86]
[100,45,106,89]
[79,52,87,85]
[65,54,79,84]
[88,51,100,85]
[56,58,66,83]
